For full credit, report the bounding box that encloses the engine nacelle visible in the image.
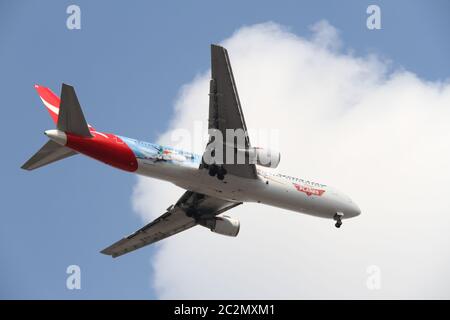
[200,215,240,237]
[249,147,281,168]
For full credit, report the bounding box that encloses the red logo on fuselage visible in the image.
[293,183,325,196]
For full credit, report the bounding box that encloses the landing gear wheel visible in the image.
[217,166,227,180]
[333,213,344,229]
[208,164,227,180]
[208,165,218,177]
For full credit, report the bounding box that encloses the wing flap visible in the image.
[101,191,241,258]
[210,45,250,141]
[101,208,196,258]
[204,45,258,179]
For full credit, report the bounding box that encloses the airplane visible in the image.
[22,45,361,258]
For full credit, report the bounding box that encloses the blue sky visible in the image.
[1,0,449,299]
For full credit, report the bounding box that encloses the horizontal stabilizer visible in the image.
[21,140,77,171]
[58,83,92,137]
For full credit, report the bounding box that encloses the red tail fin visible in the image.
[34,84,60,124]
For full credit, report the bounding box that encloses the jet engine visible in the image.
[199,215,240,237]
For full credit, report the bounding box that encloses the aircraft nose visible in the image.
[347,201,361,218]
[337,191,361,218]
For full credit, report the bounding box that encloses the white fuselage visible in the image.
[134,157,361,221]
[44,130,360,221]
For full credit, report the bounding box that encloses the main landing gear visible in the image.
[208,164,227,181]
[333,212,344,228]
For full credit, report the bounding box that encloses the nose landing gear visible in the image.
[333,212,344,228]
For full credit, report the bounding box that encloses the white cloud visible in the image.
[132,21,450,299]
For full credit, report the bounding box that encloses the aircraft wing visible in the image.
[101,191,241,258]
[204,44,258,179]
